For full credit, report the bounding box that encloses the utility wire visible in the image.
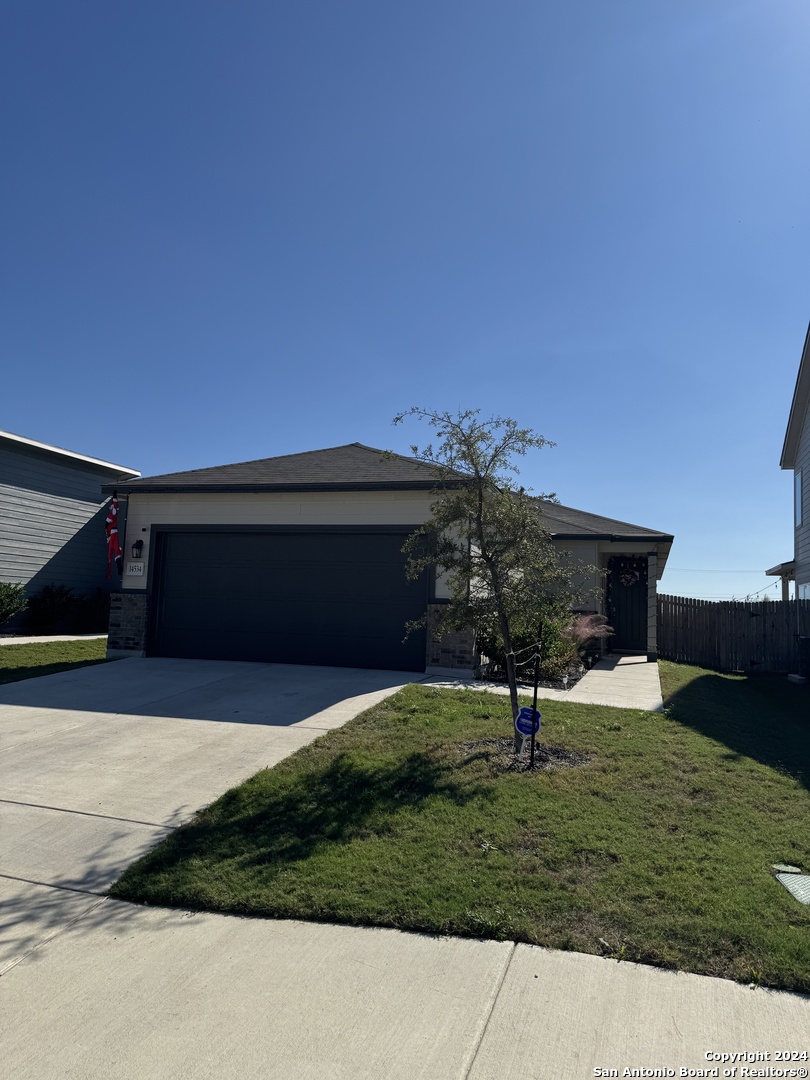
[664,568,768,574]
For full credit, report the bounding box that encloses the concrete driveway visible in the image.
[2,658,809,1079]
[0,658,416,969]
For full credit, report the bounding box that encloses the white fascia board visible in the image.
[780,323,810,470]
[0,429,140,477]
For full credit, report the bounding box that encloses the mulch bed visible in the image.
[481,658,595,692]
[457,737,590,774]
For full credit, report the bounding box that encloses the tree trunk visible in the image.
[505,649,523,752]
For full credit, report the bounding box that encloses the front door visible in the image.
[607,555,648,651]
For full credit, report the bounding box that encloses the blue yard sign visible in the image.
[515,706,541,736]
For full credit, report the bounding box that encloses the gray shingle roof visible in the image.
[103,442,672,541]
[102,443,457,493]
[536,500,673,541]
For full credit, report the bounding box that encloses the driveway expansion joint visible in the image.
[0,891,109,978]
[0,872,108,898]
[0,798,174,831]
[460,941,517,1080]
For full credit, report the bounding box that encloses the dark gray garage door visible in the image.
[149,529,428,671]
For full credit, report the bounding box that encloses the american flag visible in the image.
[106,495,122,579]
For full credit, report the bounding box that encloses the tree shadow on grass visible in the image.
[663,672,810,788]
[113,749,486,905]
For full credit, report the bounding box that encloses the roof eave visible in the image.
[101,480,468,495]
[0,429,140,478]
[765,561,796,578]
[550,532,674,543]
[780,321,810,470]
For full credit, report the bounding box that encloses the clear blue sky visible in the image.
[3,1,808,600]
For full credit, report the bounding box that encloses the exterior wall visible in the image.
[107,591,149,656]
[555,540,601,609]
[116,489,669,667]
[120,490,440,590]
[0,442,126,602]
[794,406,810,591]
[115,490,442,661]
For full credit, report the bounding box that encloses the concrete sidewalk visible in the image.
[0,634,107,646]
[2,901,807,1080]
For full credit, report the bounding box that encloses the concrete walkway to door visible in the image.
[427,653,665,712]
[565,653,664,710]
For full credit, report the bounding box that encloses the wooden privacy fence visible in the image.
[657,595,810,674]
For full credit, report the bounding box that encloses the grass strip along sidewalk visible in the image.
[112,662,810,992]
[0,637,109,684]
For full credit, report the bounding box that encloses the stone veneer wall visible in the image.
[107,591,149,656]
[425,603,479,672]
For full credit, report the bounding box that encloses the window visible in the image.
[799,583,810,600]
[797,470,803,528]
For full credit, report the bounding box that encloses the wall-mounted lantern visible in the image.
[131,539,144,560]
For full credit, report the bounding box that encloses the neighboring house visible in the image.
[0,430,140,622]
[767,323,810,600]
[103,443,673,673]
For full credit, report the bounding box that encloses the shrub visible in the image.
[24,585,112,634]
[73,589,111,633]
[0,582,28,627]
[478,609,577,682]
[564,613,613,665]
[479,611,614,681]
[25,585,79,633]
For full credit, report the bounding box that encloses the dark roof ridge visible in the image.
[147,442,376,480]
[101,441,466,493]
[350,441,440,467]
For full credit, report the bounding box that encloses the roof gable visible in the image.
[103,443,455,493]
[781,321,810,470]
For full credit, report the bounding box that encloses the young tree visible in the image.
[393,408,590,724]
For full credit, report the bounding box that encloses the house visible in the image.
[0,430,140,623]
[766,322,810,600]
[102,443,673,672]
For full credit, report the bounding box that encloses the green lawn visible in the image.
[0,637,109,684]
[112,661,810,992]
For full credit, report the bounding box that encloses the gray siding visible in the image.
[0,444,126,598]
[796,405,810,587]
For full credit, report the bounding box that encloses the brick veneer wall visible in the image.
[425,603,479,672]
[107,591,149,655]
